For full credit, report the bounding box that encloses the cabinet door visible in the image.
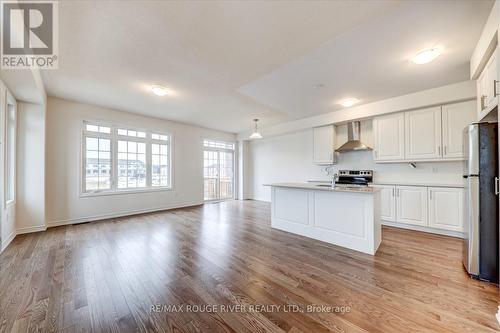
[428,187,464,232]
[373,113,405,161]
[396,186,428,226]
[477,72,486,117]
[485,49,498,109]
[405,107,442,160]
[313,125,335,164]
[375,185,396,222]
[442,101,475,159]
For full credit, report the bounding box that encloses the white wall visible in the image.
[46,97,236,226]
[17,102,46,234]
[249,123,463,202]
[0,80,17,250]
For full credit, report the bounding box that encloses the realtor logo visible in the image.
[1,0,58,69]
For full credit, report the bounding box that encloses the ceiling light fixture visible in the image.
[339,98,360,108]
[249,119,263,139]
[411,47,443,64]
[151,84,169,96]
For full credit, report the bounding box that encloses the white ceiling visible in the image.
[238,0,494,119]
[10,0,494,133]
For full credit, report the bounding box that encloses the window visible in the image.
[82,122,171,194]
[203,139,234,201]
[5,95,16,204]
[151,134,169,187]
[84,125,112,192]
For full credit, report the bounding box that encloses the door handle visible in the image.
[495,177,499,195]
[495,80,499,97]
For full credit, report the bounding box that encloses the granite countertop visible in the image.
[370,181,464,188]
[307,180,464,188]
[264,183,379,194]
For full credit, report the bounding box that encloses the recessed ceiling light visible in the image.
[411,47,443,64]
[313,84,325,89]
[151,84,169,96]
[339,98,360,108]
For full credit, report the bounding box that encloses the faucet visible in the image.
[331,173,339,189]
[323,166,338,189]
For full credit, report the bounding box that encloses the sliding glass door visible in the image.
[203,140,234,201]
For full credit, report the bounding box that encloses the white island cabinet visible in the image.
[266,183,381,255]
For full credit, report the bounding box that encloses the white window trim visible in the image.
[203,139,236,202]
[80,121,172,197]
[4,91,17,206]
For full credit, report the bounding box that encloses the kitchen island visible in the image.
[266,183,381,255]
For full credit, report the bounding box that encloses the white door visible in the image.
[313,125,335,164]
[428,187,464,232]
[203,142,235,201]
[396,186,428,226]
[373,113,405,161]
[405,107,442,160]
[375,185,396,222]
[442,101,476,159]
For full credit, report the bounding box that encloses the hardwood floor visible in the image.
[0,200,499,333]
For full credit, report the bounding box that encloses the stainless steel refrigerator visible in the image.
[462,122,499,283]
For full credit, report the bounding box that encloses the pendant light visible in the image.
[249,119,263,139]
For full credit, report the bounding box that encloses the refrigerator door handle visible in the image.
[495,177,499,195]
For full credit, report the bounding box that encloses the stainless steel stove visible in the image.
[336,170,373,187]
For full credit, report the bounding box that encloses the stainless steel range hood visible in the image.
[335,121,372,152]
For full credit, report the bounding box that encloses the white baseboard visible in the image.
[47,201,203,228]
[382,220,465,238]
[16,225,47,235]
[1,230,17,252]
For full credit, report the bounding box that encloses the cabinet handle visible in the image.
[429,190,432,200]
[374,150,378,159]
[495,177,499,195]
[392,188,395,197]
[495,80,499,97]
[438,146,441,156]
[444,146,447,155]
[481,95,487,110]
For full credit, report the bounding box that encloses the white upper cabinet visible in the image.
[404,107,442,160]
[396,186,428,226]
[428,187,464,232]
[485,49,498,111]
[372,113,405,161]
[477,47,498,120]
[313,125,336,165]
[442,101,475,159]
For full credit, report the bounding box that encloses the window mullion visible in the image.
[146,138,152,187]
[112,127,117,191]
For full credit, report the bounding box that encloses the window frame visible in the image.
[203,139,235,202]
[80,121,172,197]
[4,91,17,206]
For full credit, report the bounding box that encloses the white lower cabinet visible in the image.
[377,185,396,222]
[396,186,428,226]
[428,187,464,232]
[377,184,465,235]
